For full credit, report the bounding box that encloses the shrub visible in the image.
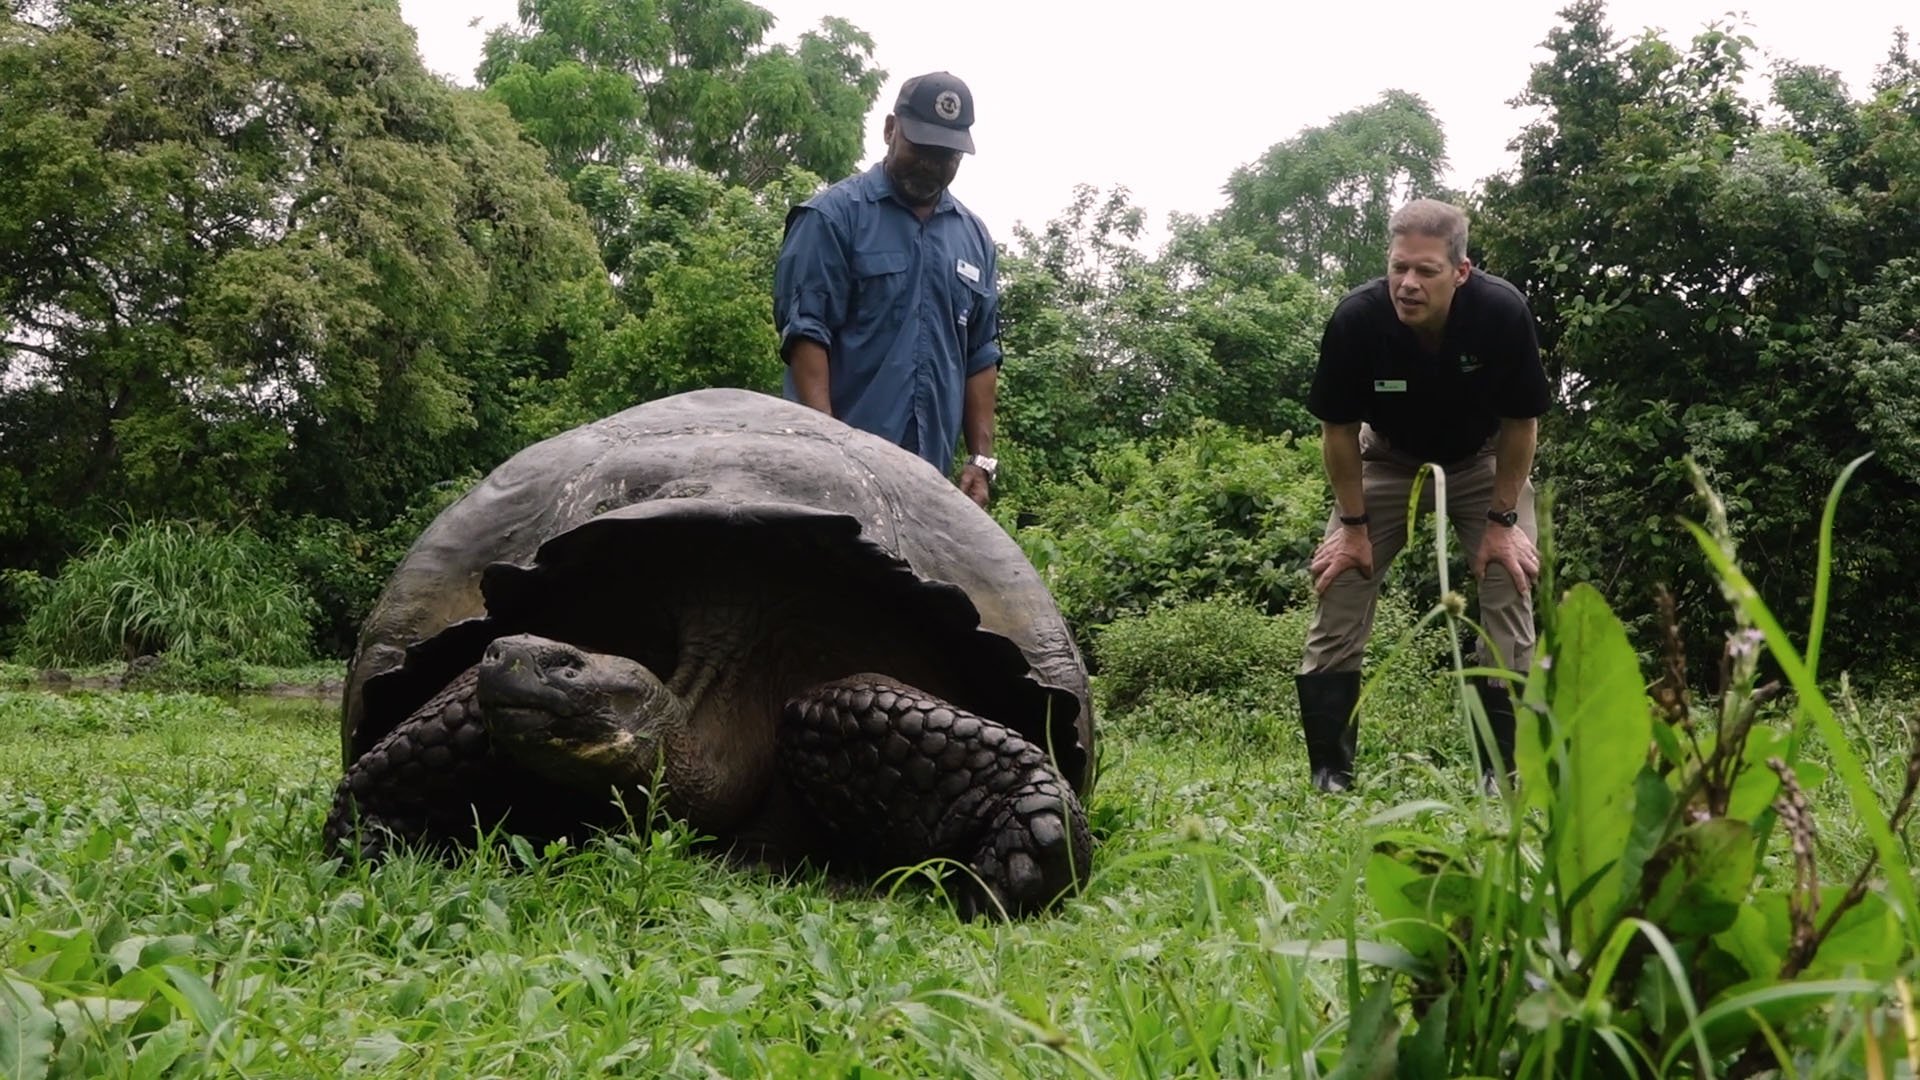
[271,474,477,658]
[1092,592,1455,754]
[1007,420,1329,649]
[14,520,316,667]
[1330,460,1920,1075]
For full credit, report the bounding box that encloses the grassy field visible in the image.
[0,676,1912,1078]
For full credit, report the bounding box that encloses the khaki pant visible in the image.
[1299,424,1537,681]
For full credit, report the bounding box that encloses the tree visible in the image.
[550,159,818,426]
[477,0,884,190]
[1218,89,1450,290]
[993,185,1330,503]
[0,0,611,600]
[1473,0,1920,683]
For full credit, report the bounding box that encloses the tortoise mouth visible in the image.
[476,634,596,738]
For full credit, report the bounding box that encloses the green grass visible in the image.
[0,681,1424,1078]
[2,684,1910,1078]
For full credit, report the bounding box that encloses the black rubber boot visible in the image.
[1296,671,1361,793]
[1472,677,1518,788]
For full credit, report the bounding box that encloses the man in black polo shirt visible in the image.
[1295,198,1551,793]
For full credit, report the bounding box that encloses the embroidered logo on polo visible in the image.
[934,91,962,121]
[1458,353,1484,374]
[1373,379,1408,392]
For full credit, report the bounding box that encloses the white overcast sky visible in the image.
[397,1,1909,252]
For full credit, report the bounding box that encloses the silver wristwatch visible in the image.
[966,454,998,482]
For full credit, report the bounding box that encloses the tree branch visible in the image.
[2,338,61,362]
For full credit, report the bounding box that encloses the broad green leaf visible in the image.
[1400,872,1480,922]
[1644,819,1754,937]
[1634,958,1678,1039]
[1364,852,1448,965]
[1674,978,1885,1072]
[1713,902,1786,981]
[1720,889,1903,982]
[1,977,58,1080]
[1648,719,1687,770]
[1395,987,1450,1080]
[1326,977,1399,1080]
[1613,766,1674,912]
[1725,726,1789,822]
[129,1022,192,1080]
[159,966,228,1042]
[106,935,197,980]
[1546,584,1654,952]
[1804,890,1900,978]
[16,929,93,984]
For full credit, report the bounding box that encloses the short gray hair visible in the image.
[1389,199,1469,265]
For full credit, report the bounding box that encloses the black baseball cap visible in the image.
[893,71,976,154]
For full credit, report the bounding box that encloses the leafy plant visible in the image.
[1008,420,1334,648]
[1337,456,1918,1075]
[15,520,316,668]
[1092,594,1452,754]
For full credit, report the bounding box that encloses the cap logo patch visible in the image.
[933,90,962,121]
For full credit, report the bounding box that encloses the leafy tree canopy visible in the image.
[1218,89,1451,290]
[1474,0,1920,682]
[477,0,884,190]
[0,0,611,566]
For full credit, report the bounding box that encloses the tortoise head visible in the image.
[476,633,685,790]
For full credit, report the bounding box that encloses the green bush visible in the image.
[271,474,477,658]
[1336,459,1920,1075]
[1092,593,1455,755]
[1007,420,1329,648]
[14,520,316,667]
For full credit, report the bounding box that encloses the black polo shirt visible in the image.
[1306,269,1551,464]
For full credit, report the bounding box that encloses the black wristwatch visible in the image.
[1338,512,1370,527]
[1487,507,1519,528]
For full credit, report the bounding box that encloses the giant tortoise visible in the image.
[323,387,1096,918]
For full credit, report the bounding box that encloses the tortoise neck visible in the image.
[654,598,782,830]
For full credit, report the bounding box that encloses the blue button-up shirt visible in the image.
[772,163,1002,474]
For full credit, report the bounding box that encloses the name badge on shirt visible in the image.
[956,258,981,283]
[1374,379,1408,392]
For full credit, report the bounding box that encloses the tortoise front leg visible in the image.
[324,666,514,863]
[775,675,1094,919]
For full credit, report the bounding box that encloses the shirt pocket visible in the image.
[850,249,911,329]
[951,270,989,334]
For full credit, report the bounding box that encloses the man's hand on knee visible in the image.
[1473,525,1540,590]
[1311,525,1374,594]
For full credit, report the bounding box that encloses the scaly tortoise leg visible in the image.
[323,666,515,862]
[775,674,1093,919]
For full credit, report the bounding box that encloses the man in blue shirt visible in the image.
[772,71,1003,507]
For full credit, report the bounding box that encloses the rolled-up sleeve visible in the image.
[772,206,849,361]
[965,246,1003,375]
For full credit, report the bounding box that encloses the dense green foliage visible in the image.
[8,0,1916,698]
[476,0,883,190]
[548,161,821,426]
[1005,420,1328,637]
[1218,89,1452,290]
[13,521,314,667]
[1472,2,1920,684]
[1326,460,1920,1076]
[0,0,611,637]
[1092,593,1452,753]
